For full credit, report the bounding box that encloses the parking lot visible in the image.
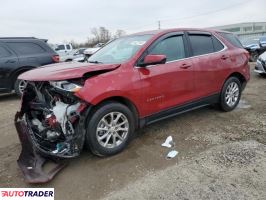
[0,63,265,199]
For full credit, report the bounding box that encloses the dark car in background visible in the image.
[0,37,59,96]
[242,36,266,62]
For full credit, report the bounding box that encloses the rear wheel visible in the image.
[14,79,27,97]
[85,102,135,157]
[220,77,242,112]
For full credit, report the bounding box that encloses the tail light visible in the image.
[52,55,60,63]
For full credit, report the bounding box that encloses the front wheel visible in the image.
[85,102,135,157]
[220,77,242,112]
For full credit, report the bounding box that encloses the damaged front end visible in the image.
[15,80,89,183]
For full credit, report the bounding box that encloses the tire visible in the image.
[259,73,266,78]
[14,79,27,97]
[85,102,135,157]
[220,77,242,112]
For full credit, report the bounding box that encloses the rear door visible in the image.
[186,32,225,99]
[6,41,52,66]
[0,43,18,90]
[137,33,195,116]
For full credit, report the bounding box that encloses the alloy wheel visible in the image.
[96,112,129,149]
[225,82,240,107]
[18,80,28,94]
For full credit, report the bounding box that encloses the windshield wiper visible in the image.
[88,60,103,64]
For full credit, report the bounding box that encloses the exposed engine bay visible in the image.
[18,80,88,158]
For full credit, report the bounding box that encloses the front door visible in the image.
[137,33,195,116]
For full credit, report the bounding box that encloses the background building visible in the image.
[210,22,266,42]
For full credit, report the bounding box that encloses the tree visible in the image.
[113,29,126,38]
[62,27,126,48]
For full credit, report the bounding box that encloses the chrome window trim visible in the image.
[135,34,227,69]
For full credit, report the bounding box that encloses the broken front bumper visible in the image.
[15,112,67,183]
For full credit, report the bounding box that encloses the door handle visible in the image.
[221,55,229,60]
[180,63,192,69]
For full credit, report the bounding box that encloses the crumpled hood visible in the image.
[19,62,120,81]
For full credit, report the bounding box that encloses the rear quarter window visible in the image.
[219,32,243,48]
[212,36,224,51]
[6,42,46,55]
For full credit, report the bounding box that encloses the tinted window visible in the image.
[0,46,11,58]
[79,48,86,54]
[212,36,224,51]
[7,42,46,55]
[66,45,71,50]
[219,32,243,48]
[150,35,185,61]
[57,45,65,50]
[189,35,214,56]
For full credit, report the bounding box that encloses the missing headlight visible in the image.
[50,81,82,92]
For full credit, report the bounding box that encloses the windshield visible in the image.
[88,35,152,64]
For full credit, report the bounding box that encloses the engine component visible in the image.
[46,130,60,142]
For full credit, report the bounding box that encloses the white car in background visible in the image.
[84,43,105,59]
[255,51,266,76]
[59,48,87,62]
[55,43,73,54]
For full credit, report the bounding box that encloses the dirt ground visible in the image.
[0,63,265,200]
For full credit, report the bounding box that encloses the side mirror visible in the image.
[140,54,167,67]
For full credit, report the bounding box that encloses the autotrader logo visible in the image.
[0,188,54,200]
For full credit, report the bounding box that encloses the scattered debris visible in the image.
[161,136,174,148]
[166,150,178,159]
[237,99,251,109]
[161,136,178,159]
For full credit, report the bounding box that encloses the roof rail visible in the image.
[0,37,36,39]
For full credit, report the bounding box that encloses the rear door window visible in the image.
[189,35,214,56]
[0,46,11,58]
[6,42,46,55]
[149,35,186,62]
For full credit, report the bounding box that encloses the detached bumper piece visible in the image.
[15,113,67,184]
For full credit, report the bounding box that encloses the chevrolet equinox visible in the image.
[16,28,250,159]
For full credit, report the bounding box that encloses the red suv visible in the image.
[17,28,250,159]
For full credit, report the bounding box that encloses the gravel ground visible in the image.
[104,141,266,200]
[0,63,265,200]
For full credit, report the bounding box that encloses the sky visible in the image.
[0,0,265,43]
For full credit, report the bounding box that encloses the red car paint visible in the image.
[19,62,120,81]
[19,28,250,118]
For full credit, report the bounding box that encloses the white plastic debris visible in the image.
[31,119,45,131]
[166,150,178,159]
[237,100,251,109]
[161,136,174,148]
[52,101,69,124]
